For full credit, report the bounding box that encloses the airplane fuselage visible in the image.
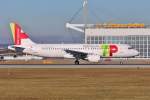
[20,44,139,58]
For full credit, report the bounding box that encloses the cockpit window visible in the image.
[128,47,134,49]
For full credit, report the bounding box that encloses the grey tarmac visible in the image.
[0,64,149,68]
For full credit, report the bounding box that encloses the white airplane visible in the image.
[8,23,139,64]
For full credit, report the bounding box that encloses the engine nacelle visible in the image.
[87,55,100,62]
[64,54,74,59]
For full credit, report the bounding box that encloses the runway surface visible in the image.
[0,64,150,68]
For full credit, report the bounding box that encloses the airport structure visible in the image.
[66,0,150,59]
[67,23,150,58]
[85,24,150,58]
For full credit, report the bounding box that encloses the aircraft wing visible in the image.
[64,49,88,60]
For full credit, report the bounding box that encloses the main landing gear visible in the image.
[75,60,80,65]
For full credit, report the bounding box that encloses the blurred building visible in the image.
[85,23,150,58]
[67,23,150,58]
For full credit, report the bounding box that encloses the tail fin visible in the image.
[10,23,35,45]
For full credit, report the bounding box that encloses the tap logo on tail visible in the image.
[10,23,29,45]
[101,44,118,57]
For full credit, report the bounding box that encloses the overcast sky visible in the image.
[0,0,150,44]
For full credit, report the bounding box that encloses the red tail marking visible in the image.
[15,24,21,45]
[14,23,29,45]
[20,33,29,39]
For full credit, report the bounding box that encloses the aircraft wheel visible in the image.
[75,60,79,65]
[120,61,123,65]
[13,55,17,58]
[0,56,4,60]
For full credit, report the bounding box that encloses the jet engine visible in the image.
[87,54,100,62]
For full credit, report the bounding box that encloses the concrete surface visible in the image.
[0,58,150,65]
[0,64,149,68]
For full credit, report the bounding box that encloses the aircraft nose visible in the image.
[133,50,139,56]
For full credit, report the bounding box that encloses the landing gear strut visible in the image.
[75,60,79,65]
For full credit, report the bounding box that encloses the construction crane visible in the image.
[66,0,89,43]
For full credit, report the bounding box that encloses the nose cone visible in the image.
[132,49,139,56]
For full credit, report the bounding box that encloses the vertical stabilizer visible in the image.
[10,23,35,46]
